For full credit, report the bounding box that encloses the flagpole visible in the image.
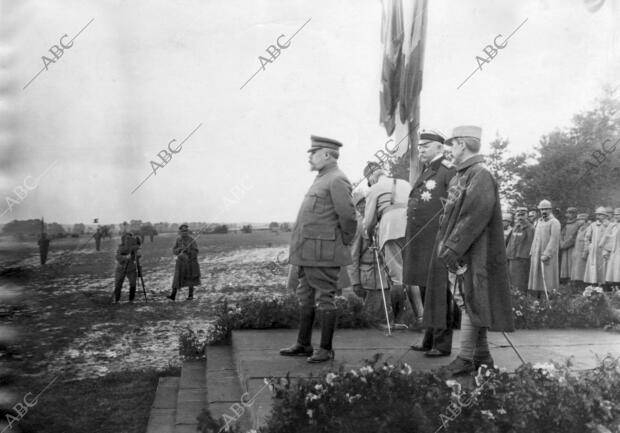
[408,0,428,186]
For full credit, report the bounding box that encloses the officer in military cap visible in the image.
[167,223,200,301]
[528,199,561,296]
[280,135,357,363]
[403,129,456,357]
[113,231,142,303]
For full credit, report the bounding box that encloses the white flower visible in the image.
[421,191,432,202]
[481,410,495,420]
[425,179,437,190]
[359,365,373,375]
[400,363,413,375]
[349,369,358,377]
[314,384,323,391]
[497,408,507,415]
[325,373,338,385]
[307,409,314,418]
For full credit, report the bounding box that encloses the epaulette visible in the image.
[441,159,453,168]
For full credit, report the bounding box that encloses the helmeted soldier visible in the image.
[363,161,411,326]
[38,233,50,265]
[425,125,514,375]
[280,135,357,363]
[348,188,389,321]
[114,232,142,303]
[602,208,620,290]
[167,224,200,301]
[506,207,534,292]
[403,129,456,357]
[583,207,611,286]
[559,207,579,283]
[571,213,590,285]
[528,199,561,297]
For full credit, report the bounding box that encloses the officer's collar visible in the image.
[425,155,444,170]
[318,161,338,176]
[455,154,484,172]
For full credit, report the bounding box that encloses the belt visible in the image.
[380,203,407,219]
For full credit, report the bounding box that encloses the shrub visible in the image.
[178,325,207,359]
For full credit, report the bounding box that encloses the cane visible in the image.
[540,258,550,302]
[372,245,392,336]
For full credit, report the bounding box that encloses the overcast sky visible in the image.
[1,0,619,225]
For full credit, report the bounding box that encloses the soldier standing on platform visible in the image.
[402,130,456,357]
[528,200,561,297]
[280,135,357,363]
[425,125,514,375]
[559,207,579,284]
[167,224,201,301]
[506,207,534,292]
[570,213,590,286]
[603,208,620,290]
[583,207,611,287]
[113,232,142,303]
[38,233,50,265]
[363,162,411,326]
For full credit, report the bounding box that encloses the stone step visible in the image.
[206,345,253,432]
[146,376,179,433]
[174,360,207,433]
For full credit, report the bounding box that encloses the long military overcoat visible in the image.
[423,155,514,332]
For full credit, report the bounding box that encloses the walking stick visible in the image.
[502,331,527,365]
[372,244,392,336]
[540,258,550,302]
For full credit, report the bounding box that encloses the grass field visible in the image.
[0,230,291,433]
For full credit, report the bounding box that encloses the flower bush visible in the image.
[256,356,620,433]
[203,293,374,346]
[179,325,207,359]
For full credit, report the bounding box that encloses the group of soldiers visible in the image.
[281,127,514,375]
[503,204,620,296]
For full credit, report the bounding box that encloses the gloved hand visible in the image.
[541,255,550,263]
[353,284,365,299]
[439,248,459,273]
[582,251,589,260]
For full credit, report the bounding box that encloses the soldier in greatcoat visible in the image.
[583,207,611,286]
[114,232,142,303]
[38,232,50,265]
[425,125,514,375]
[363,163,411,325]
[506,207,534,292]
[280,136,357,363]
[167,224,200,301]
[402,130,456,357]
[528,200,561,297]
[603,208,620,290]
[559,207,579,283]
[570,213,590,285]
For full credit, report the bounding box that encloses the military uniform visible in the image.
[403,144,456,356]
[506,209,534,292]
[281,136,357,363]
[603,209,620,286]
[94,228,102,251]
[114,234,141,303]
[584,208,611,285]
[559,208,579,282]
[528,202,561,295]
[167,224,201,301]
[570,215,590,283]
[38,233,50,265]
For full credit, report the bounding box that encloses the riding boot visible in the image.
[167,287,177,301]
[280,307,315,356]
[187,286,194,300]
[307,309,336,363]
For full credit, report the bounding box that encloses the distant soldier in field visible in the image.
[506,207,534,292]
[570,213,590,285]
[114,232,142,303]
[38,233,50,265]
[528,200,561,297]
[363,161,411,326]
[280,135,357,363]
[559,207,579,284]
[403,130,456,357]
[94,227,103,251]
[167,224,200,301]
